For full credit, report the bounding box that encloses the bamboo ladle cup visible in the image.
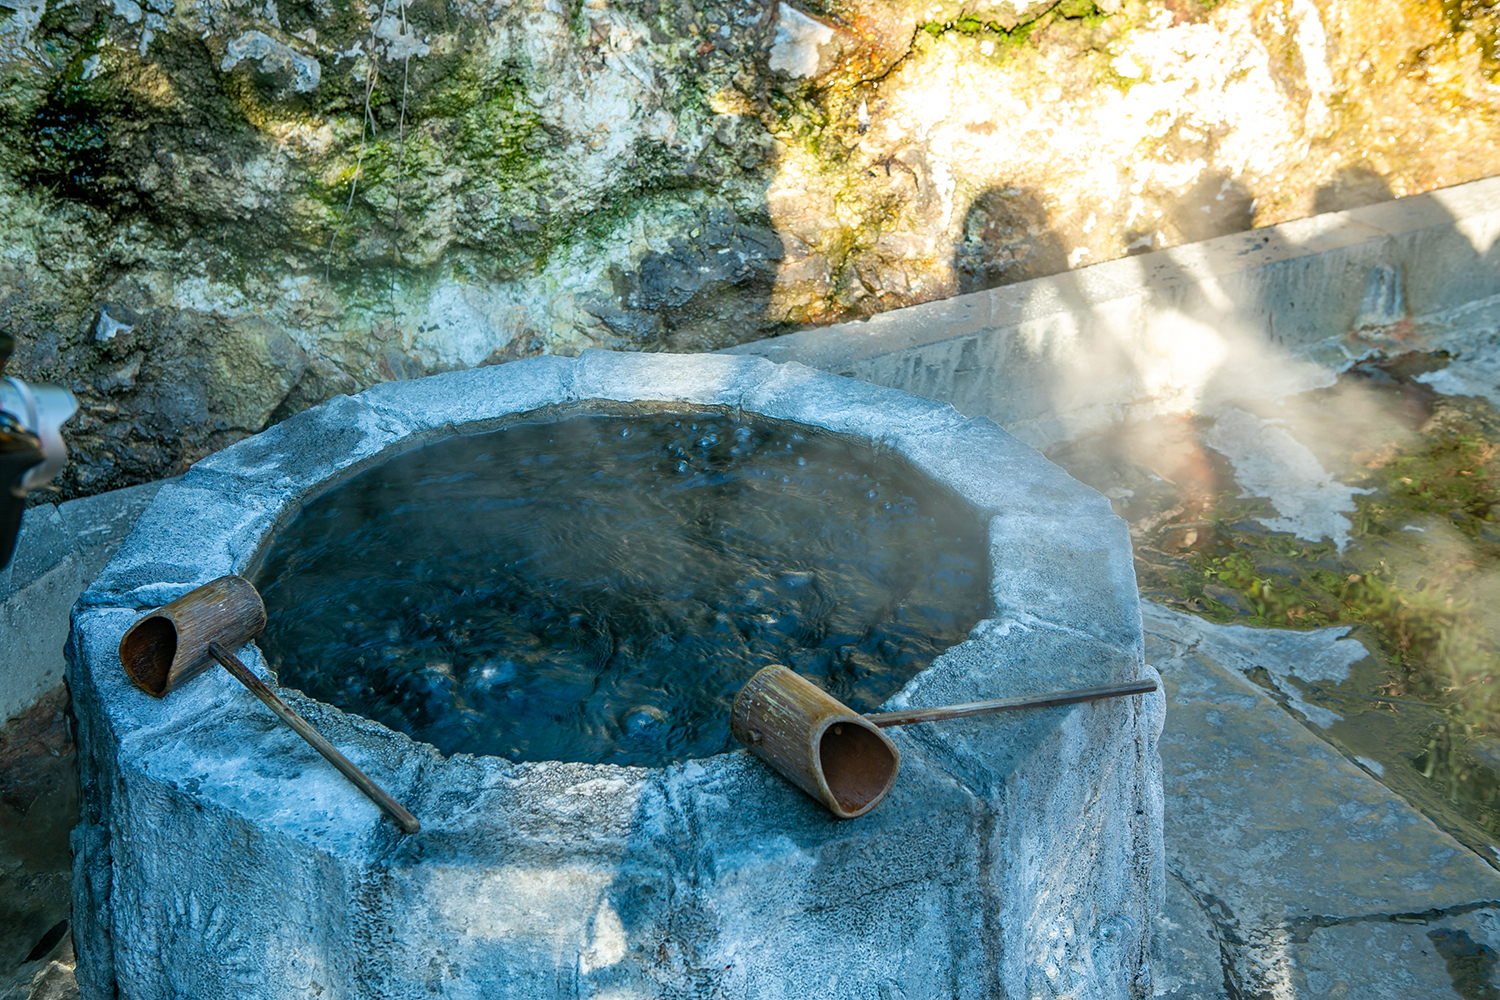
[731,664,1157,819]
[117,575,420,834]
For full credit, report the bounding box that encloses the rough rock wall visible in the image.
[0,0,1496,493]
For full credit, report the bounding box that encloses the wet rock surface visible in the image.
[0,691,75,1000]
[3,0,1500,494]
[1147,601,1500,999]
[1049,339,1500,864]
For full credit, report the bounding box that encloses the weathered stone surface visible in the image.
[0,480,168,728]
[68,353,1163,998]
[4,0,1500,494]
[1152,874,1226,999]
[55,480,171,581]
[1286,918,1480,1000]
[1145,600,1500,998]
[0,480,149,730]
[0,689,76,1000]
[989,510,1140,646]
[357,354,578,430]
[0,508,86,727]
[78,481,282,609]
[191,393,418,505]
[0,508,76,610]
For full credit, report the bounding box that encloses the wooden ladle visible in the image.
[118,575,420,834]
[731,664,1157,819]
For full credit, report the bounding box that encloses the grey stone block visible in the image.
[79,481,282,610]
[358,354,578,432]
[56,479,171,581]
[3,482,175,726]
[894,415,1114,519]
[884,621,1155,797]
[734,359,957,435]
[890,623,1165,999]
[720,176,1500,452]
[990,511,1142,647]
[68,353,1161,999]
[192,393,417,507]
[2,505,86,726]
[1145,601,1500,998]
[1,544,85,727]
[0,507,77,606]
[1153,875,1227,999]
[569,348,781,408]
[1286,919,1471,999]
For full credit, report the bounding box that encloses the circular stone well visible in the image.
[67,351,1165,1000]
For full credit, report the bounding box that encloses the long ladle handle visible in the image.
[864,678,1159,728]
[208,642,421,835]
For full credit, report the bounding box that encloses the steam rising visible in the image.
[1030,237,1500,849]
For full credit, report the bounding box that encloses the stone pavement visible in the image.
[1,482,165,1000]
[1147,601,1500,999]
[1,482,167,727]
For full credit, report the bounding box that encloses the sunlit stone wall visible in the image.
[0,0,1494,491]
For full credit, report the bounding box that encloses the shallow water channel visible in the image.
[257,411,989,767]
[1049,351,1500,863]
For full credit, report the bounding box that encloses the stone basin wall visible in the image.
[66,351,1164,999]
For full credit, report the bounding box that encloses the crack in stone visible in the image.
[1164,869,1252,1000]
[1280,899,1500,944]
[975,800,1003,999]
[1168,859,1500,999]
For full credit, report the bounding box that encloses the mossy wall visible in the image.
[0,0,1497,494]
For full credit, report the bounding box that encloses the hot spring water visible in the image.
[255,411,989,767]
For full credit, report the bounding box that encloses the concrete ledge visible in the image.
[1145,602,1500,997]
[722,175,1500,449]
[0,481,167,727]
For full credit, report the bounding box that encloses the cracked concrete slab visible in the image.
[1,480,168,728]
[1146,600,1500,997]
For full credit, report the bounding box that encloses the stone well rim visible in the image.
[73,349,1143,843]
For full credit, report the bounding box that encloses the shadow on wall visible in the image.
[1051,175,1435,432]
[1120,171,1255,256]
[954,165,1395,300]
[926,163,1493,453]
[955,187,1069,294]
[577,205,790,356]
[1314,164,1396,214]
[1164,171,1255,246]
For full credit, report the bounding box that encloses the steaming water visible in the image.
[1049,349,1500,859]
[256,412,988,767]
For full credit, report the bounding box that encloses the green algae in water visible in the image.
[256,412,989,767]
